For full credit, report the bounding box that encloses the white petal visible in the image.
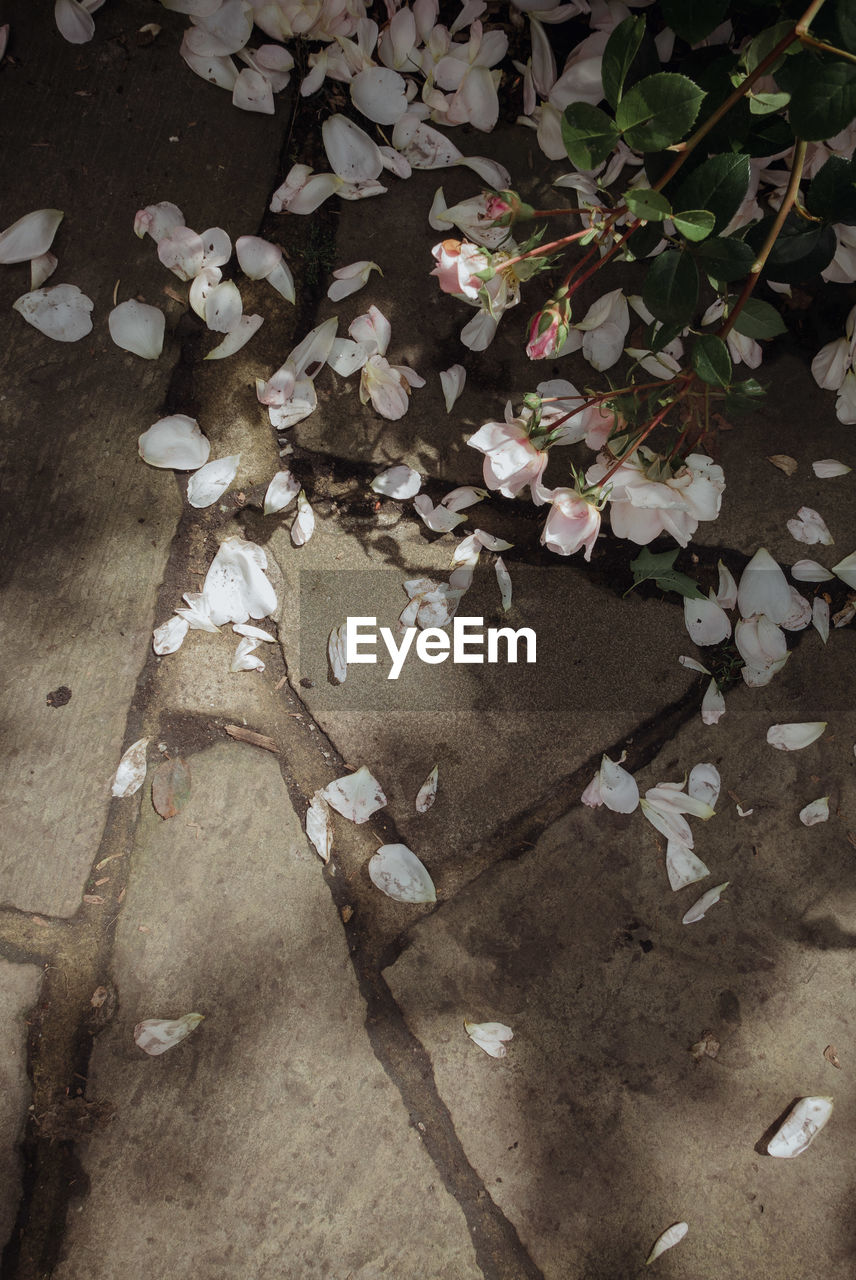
[464,1020,513,1058]
[108,299,165,359]
[291,491,315,546]
[288,316,339,379]
[800,796,830,826]
[737,548,793,624]
[679,656,709,674]
[111,737,149,798]
[322,113,383,182]
[202,535,277,626]
[0,208,63,264]
[139,415,210,470]
[599,755,639,814]
[372,465,421,499]
[831,550,856,588]
[495,557,512,611]
[812,458,851,478]
[233,623,275,642]
[175,591,219,632]
[268,378,316,429]
[413,495,467,532]
[179,37,238,90]
[440,363,466,413]
[701,678,726,725]
[715,560,738,610]
[306,791,333,863]
[688,763,720,809]
[189,265,222,319]
[205,280,243,333]
[231,635,265,672]
[350,67,409,124]
[767,722,827,750]
[187,454,240,508]
[791,559,834,582]
[157,226,205,281]
[199,226,232,271]
[55,0,95,44]
[443,486,487,512]
[327,260,380,302]
[134,201,185,243]
[235,234,281,279]
[787,506,834,546]
[328,338,369,376]
[266,261,295,303]
[684,597,731,645]
[328,623,348,685]
[369,844,436,903]
[322,765,387,823]
[682,882,729,924]
[474,529,513,552]
[415,765,439,814]
[233,67,274,114]
[153,614,189,655]
[134,1013,204,1056]
[646,1222,688,1266]
[813,597,830,645]
[205,314,263,360]
[13,284,93,342]
[30,252,58,290]
[767,1097,833,1158]
[264,469,300,514]
[666,841,709,891]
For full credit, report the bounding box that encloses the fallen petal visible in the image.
[415,765,439,814]
[134,1013,204,1056]
[495,557,512,611]
[0,208,63,264]
[306,791,333,862]
[231,635,265,672]
[111,737,149,798]
[812,459,851,478]
[202,535,277,626]
[264,469,300,514]
[187,454,240,508]
[153,615,189,655]
[831,550,856,588]
[322,765,387,823]
[413,495,467,533]
[13,283,93,342]
[30,252,58,290]
[599,754,639,814]
[235,233,281,280]
[139,414,210,470]
[800,796,830,826]
[684,597,731,646]
[233,623,275,642]
[205,313,263,359]
[440,363,466,412]
[812,597,830,644]
[767,454,797,476]
[787,506,834,546]
[791,559,834,582]
[291,490,315,546]
[369,844,436,903]
[108,299,165,359]
[54,0,95,44]
[688,763,720,809]
[328,623,348,684]
[371,465,421,499]
[701,678,726,725]
[646,1222,688,1266]
[465,1020,513,1058]
[682,882,729,924]
[767,1096,833,1158]
[666,841,709,891]
[767,722,827,751]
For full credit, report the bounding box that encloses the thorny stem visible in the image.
[539,380,670,405]
[719,138,809,340]
[500,228,591,270]
[529,208,587,217]
[596,390,692,486]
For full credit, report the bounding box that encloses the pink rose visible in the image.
[540,489,601,559]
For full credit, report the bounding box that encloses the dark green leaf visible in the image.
[787,56,856,142]
[806,156,856,225]
[561,103,621,170]
[642,250,699,325]
[625,188,672,221]
[616,74,706,151]
[646,320,685,353]
[745,114,795,156]
[749,90,791,115]
[692,334,732,387]
[731,298,786,339]
[602,16,645,110]
[673,154,750,234]
[745,214,836,283]
[723,377,766,413]
[673,209,716,242]
[838,0,856,53]
[661,0,729,46]
[694,236,755,282]
[741,21,795,76]
[623,221,663,260]
[629,548,706,599]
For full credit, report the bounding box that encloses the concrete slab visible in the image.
[0,3,288,916]
[386,626,856,1279]
[0,960,41,1255]
[55,745,480,1280]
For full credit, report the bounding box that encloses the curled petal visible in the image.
[598,754,639,813]
[682,882,729,924]
[328,623,348,686]
[235,234,281,279]
[158,226,205,281]
[701,678,725,725]
[812,597,830,644]
[646,1222,689,1266]
[55,0,95,44]
[199,227,232,270]
[134,1013,204,1056]
[327,259,380,302]
[415,765,439,814]
[134,201,184,243]
[205,314,263,359]
[152,614,189,655]
[232,636,265,671]
[189,265,222,319]
[413,495,467,532]
[440,363,466,412]
[464,1020,513,1058]
[233,67,274,114]
[831,550,856,588]
[715,560,738,610]
[31,252,58,290]
[495,557,512,611]
[787,506,834,546]
[0,208,63,264]
[204,280,243,333]
[291,491,315,546]
[109,299,165,359]
[800,796,829,826]
[306,791,333,862]
[767,1097,833,1158]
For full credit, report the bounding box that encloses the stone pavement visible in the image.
[0,5,855,1279]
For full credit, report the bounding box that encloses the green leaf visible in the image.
[629,548,706,600]
[692,334,732,387]
[730,298,786,339]
[561,103,621,170]
[787,56,856,142]
[616,74,706,152]
[625,188,672,221]
[806,155,856,224]
[673,154,750,234]
[602,16,645,111]
[838,0,856,53]
[741,21,795,76]
[745,213,836,283]
[623,221,664,260]
[661,0,729,46]
[749,90,791,115]
[673,209,715,242]
[642,250,699,326]
[723,377,766,413]
[694,235,755,282]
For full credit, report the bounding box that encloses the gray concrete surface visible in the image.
[0,4,854,1280]
[0,962,41,1256]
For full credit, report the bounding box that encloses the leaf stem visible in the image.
[500,228,591,270]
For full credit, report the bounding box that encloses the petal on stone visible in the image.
[322,113,384,182]
[0,208,63,263]
[737,548,793,623]
[832,550,856,588]
[322,765,387,824]
[464,1020,513,1058]
[799,796,829,826]
[791,559,834,582]
[766,722,827,750]
[111,737,149,798]
[440,363,466,412]
[54,0,95,44]
[291,491,315,546]
[684,597,732,645]
[665,841,709,891]
[369,844,436,903]
[682,882,729,925]
[701,678,725,725]
[109,299,165,359]
[13,284,93,342]
[266,261,295,303]
[134,1013,204,1056]
[189,265,222,319]
[812,597,830,645]
[599,754,639,813]
[495,557,512,611]
[205,280,243,333]
[264,469,300,514]
[152,614,189,655]
[31,252,58,289]
[787,506,834,546]
[688,763,720,809]
[235,234,281,279]
[413,495,467,532]
[351,67,409,125]
[812,458,851,478]
[306,791,333,862]
[767,1097,833,1157]
[202,535,277,626]
[231,636,265,672]
[415,765,439,814]
[328,623,348,685]
[139,415,210,470]
[205,313,263,359]
[187,454,241,508]
[645,1223,689,1266]
[371,465,421,499]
